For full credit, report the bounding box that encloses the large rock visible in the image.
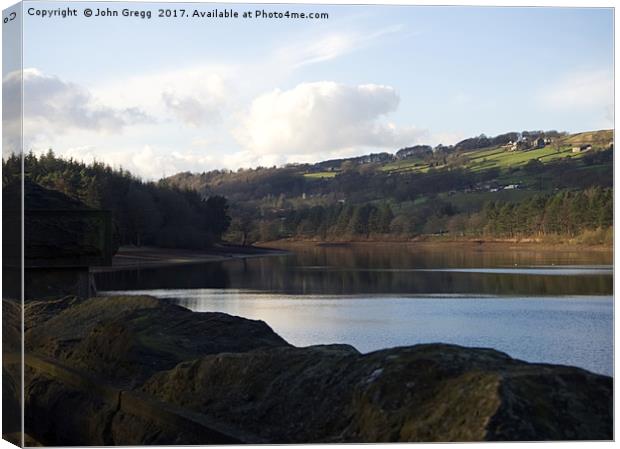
[142,344,612,442]
[18,295,613,444]
[25,295,289,386]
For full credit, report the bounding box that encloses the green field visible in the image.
[378,130,612,176]
[381,157,428,173]
[381,144,574,175]
[303,171,338,179]
[299,130,612,182]
[463,145,575,172]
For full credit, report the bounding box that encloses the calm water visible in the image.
[98,244,613,376]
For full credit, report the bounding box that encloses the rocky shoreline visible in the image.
[3,295,613,445]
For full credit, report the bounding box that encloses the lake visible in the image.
[97,243,614,376]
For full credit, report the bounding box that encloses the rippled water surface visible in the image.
[98,244,613,375]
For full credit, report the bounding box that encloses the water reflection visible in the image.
[102,289,614,376]
[98,245,613,376]
[97,244,613,296]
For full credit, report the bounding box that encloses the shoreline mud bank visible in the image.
[91,244,289,273]
[258,238,613,253]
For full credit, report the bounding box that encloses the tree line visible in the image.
[3,150,231,249]
[234,188,612,244]
[481,188,612,239]
[282,202,395,239]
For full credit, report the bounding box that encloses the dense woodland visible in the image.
[3,150,231,249]
[265,188,612,243]
[3,129,614,249]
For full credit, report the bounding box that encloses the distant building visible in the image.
[572,144,592,153]
[504,140,516,151]
[515,139,531,151]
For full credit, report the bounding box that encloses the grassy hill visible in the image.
[563,129,614,145]
[299,129,613,179]
[164,129,613,244]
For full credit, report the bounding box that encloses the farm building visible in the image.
[572,144,592,153]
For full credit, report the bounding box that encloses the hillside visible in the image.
[167,129,612,193]
[164,129,613,245]
[296,130,612,178]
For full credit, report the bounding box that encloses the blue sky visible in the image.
[7,2,614,178]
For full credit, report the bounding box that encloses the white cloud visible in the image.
[93,66,233,128]
[162,92,221,127]
[20,80,429,178]
[6,68,151,137]
[234,81,426,162]
[47,144,220,180]
[277,24,404,69]
[542,69,613,113]
[286,33,357,68]
[89,25,405,130]
[2,68,152,155]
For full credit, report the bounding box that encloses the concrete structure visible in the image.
[3,180,112,300]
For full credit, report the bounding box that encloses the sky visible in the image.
[3,1,614,179]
